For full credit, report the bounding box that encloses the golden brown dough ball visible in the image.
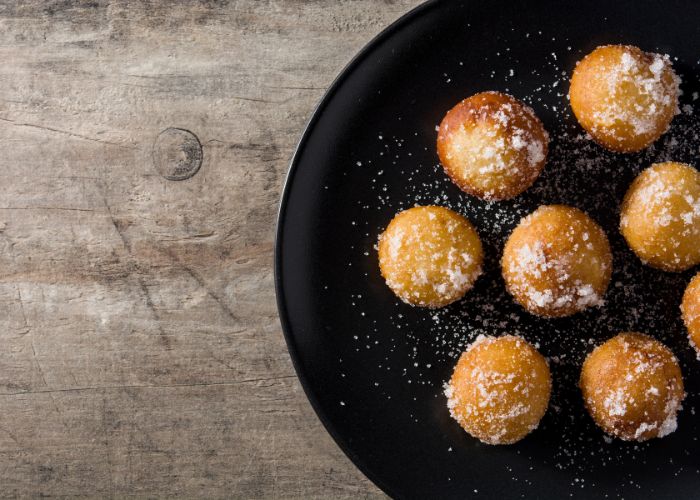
[377,206,483,308]
[620,162,700,272]
[437,91,549,200]
[501,205,612,318]
[682,272,700,356]
[569,45,679,153]
[580,333,684,442]
[445,335,551,445]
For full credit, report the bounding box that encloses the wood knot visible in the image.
[153,128,203,181]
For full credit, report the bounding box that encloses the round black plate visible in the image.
[275,1,700,498]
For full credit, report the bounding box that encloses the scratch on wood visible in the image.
[100,187,172,348]
[0,116,137,150]
[16,285,30,335]
[163,247,239,322]
[232,95,284,104]
[268,85,326,90]
[29,341,48,388]
[102,192,130,251]
[29,336,70,430]
[0,206,96,213]
[0,427,20,446]
[0,375,296,397]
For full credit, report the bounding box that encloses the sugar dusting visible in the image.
[582,334,685,442]
[440,92,549,200]
[378,207,483,307]
[620,162,700,270]
[588,48,680,139]
[443,334,549,445]
[502,206,611,316]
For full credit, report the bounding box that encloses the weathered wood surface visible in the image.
[0,1,422,496]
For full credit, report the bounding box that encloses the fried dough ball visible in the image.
[377,206,483,308]
[682,272,700,356]
[437,91,549,200]
[569,45,679,152]
[580,333,684,442]
[445,335,551,445]
[620,162,700,272]
[501,205,612,318]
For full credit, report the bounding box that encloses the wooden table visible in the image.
[0,1,422,496]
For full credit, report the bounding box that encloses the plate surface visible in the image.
[275,1,700,498]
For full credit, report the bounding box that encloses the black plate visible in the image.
[275,1,700,498]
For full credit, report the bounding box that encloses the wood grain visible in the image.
[0,0,422,496]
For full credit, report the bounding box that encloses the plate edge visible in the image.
[273,1,442,498]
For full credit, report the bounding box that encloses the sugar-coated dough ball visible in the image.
[501,205,612,318]
[437,91,549,200]
[682,272,700,356]
[580,333,684,442]
[378,206,483,308]
[569,45,679,153]
[445,335,551,445]
[620,162,700,272]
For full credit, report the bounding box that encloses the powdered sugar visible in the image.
[595,50,679,136]
[438,92,549,200]
[603,388,628,417]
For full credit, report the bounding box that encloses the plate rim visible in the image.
[274,1,440,497]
